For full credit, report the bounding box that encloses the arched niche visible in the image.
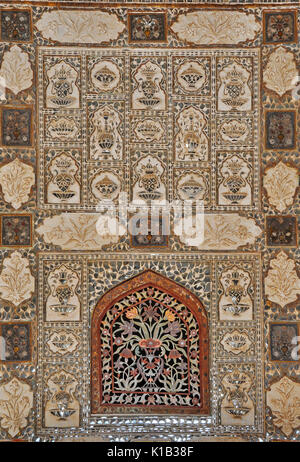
[91,270,209,415]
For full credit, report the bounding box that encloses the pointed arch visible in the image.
[91,269,209,414]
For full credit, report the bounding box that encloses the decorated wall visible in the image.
[0,1,299,442]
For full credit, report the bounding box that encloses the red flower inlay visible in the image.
[139,338,162,349]
[168,349,181,359]
[120,348,134,359]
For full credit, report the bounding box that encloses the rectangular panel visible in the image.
[37,47,260,212]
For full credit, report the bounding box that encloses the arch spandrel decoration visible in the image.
[91,270,209,415]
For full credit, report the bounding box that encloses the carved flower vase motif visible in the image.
[133,155,166,202]
[132,61,166,110]
[46,116,80,141]
[218,155,252,205]
[90,106,123,160]
[218,61,251,111]
[220,330,252,355]
[47,153,80,204]
[133,118,165,143]
[221,369,254,426]
[91,60,121,92]
[45,371,79,428]
[175,106,208,161]
[219,266,253,320]
[46,264,80,321]
[46,60,80,108]
[218,119,251,145]
[177,172,208,201]
[176,61,207,93]
[90,171,121,202]
[47,330,79,356]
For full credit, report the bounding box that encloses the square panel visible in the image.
[1,214,32,247]
[1,9,32,42]
[43,112,82,144]
[172,56,211,96]
[43,327,82,359]
[130,214,169,248]
[263,10,297,44]
[86,55,125,96]
[215,116,254,147]
[129,114,168,145]
[266,215,298,247]
[0,323,31,362]
[216,326,256,359]
[269,322,299,362]
[87,166,124,205]
[128,12,167,43]
[1,107,33,147]
[173,167,211,205]
[265,110,296,150]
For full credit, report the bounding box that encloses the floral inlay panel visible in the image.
[91,270,209,414]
